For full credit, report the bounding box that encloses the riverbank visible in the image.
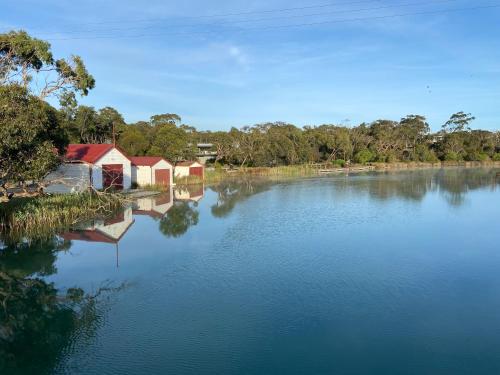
[200,161,500,185]
[0,193,125,242]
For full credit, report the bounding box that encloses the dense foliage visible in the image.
[0,30,94,192]
[116,114,500,167]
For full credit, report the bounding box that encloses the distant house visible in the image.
[174,161,204,179]
[130,156,173,187]
[45,144,132,193]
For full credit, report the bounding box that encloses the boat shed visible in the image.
[130,157,173,187]
[45,144,132,193]
[174,161,204,179]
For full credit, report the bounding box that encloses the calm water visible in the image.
[1,168,500,374]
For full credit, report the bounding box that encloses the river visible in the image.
[1,168,500,374]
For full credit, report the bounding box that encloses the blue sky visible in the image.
[2,0,500,131]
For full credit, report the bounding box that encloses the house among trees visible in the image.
[130,157,173,187]
[45,144,132,193]
[174,161,204,179]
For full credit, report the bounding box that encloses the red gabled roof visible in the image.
[130,156,170,167]
[65,144,130,164]
[176,161,199,167]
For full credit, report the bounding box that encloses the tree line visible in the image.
[1,30,500,192]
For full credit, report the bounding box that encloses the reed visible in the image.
[0,193,125,241]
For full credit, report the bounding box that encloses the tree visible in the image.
[118,126,149,156]
[148,123,196,162]
[0,85,67,193]
[442,112,475,133]
[0,30,95,101]
[72,105,98,143]
[96,107,126,144]
[399,115,430,160]
[150,113,181,127]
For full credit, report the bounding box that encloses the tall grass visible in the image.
[0,193,125,241]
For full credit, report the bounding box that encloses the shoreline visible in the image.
[199,161,500,186]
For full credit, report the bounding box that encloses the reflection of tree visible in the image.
[209,179,271,218]
[0,237,71,278]
[0,237,118,373]
[159,202,199,237]
[347,168,499,207]
[433,168,498,207]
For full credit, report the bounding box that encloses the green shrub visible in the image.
[444,151,460,161]
[465,152,489,161]
[332,159,345,167]
[354,149,374,164]
[493,153,500,161]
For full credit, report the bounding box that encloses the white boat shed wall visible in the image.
[174,161,204,178]
[92,148,132,190]
[132,160,173,187]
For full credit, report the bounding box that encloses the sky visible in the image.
[2,0,500,131]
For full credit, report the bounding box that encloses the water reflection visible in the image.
[1,168,499,374]
[0,237,115,374]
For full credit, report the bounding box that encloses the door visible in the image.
[189,166,203,178]
[102,164,123,190]
[154,169,170,186]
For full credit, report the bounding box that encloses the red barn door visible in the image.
[102,164,123,190]
[155,169,170,186]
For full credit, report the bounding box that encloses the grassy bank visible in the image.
[202,161,500,185]
[0,193,125,241]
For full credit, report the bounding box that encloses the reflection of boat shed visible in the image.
[130,157,173,187]
[61,207,134,244]
[174,184,204,203]
[45,144,132,193]
[133,191,173,218]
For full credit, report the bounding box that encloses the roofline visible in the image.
[64,144,132,164]
[130,157,174,167]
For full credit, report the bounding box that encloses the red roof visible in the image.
[65,144,119,164]
[130,156,170,167]
[176,161,200,167]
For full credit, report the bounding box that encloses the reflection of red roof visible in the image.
[130,156,171,167]
[65,144,124,163]
[176,161,199,167]
[61,230,117,244]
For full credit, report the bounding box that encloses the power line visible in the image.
[41,0,384,28]
[45,3,500,42]
[33,0,463,37]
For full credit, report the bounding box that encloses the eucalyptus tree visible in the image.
[0,30,95,191]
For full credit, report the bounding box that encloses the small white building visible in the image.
[45,144,132,193]
[174,161,204,179]
[130,157,173,187]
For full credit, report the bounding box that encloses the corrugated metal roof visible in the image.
[65,144,120,164]
[130,156,170,167]
[176,161,198,167]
